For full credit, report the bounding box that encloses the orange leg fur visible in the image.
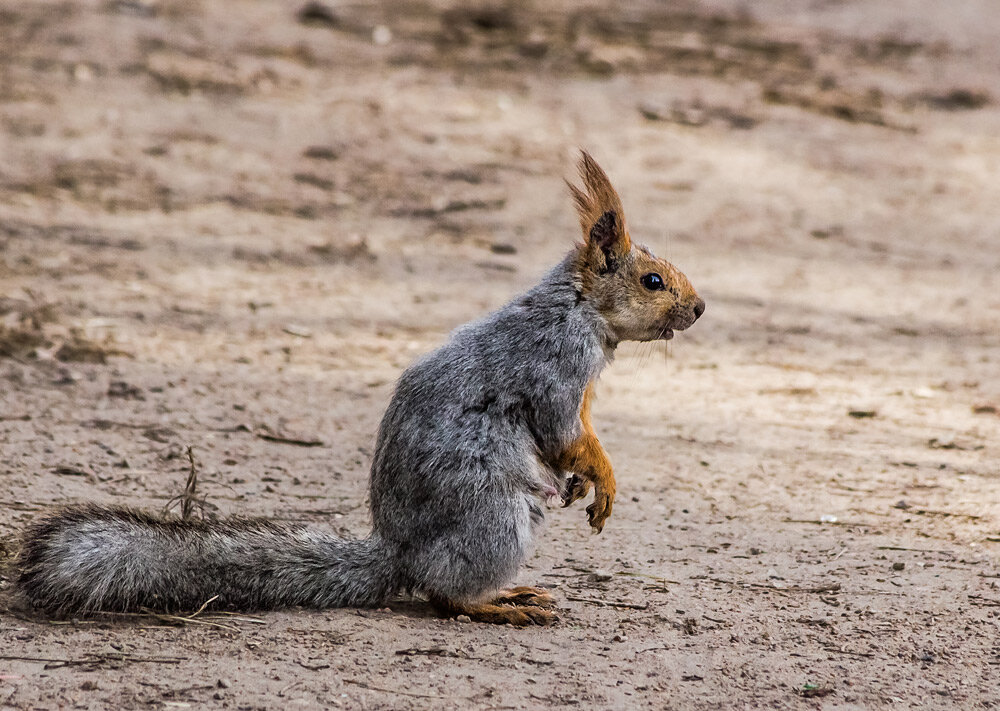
[558,382,616,533]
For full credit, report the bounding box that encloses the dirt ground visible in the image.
[1,0,999,708]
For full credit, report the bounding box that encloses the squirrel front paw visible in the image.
[563,474,614,532]
[586,487,614,534]
[561,474,591,507]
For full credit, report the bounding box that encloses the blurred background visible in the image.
[1,1,999,707]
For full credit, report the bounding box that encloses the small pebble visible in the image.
[456,614,471,623]
[588,571,613,583]
[372,25,392,45]
[892,562,905,571]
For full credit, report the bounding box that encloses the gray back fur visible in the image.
[369,254,613,600]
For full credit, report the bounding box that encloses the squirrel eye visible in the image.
[640,273,665,291]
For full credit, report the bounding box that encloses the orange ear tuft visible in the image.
[568,150,631,263]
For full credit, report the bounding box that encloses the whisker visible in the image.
[624,337,659,393]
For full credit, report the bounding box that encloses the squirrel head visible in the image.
[568,151,705,344]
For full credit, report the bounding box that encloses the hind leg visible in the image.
[411,491,557,625]
[431,595,557,626]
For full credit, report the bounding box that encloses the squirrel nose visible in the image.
[692,298,706,320]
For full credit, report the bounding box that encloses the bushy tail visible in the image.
[14,505,401,615]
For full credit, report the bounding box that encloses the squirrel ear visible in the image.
[568,151,631,269]
[589,210,623,265]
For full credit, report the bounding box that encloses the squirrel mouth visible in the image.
[660,328,674,341]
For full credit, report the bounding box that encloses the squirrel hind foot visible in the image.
[430,595,557,626]
[492,586,556,609]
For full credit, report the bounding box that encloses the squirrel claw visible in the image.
[492,586,556,609]
[561,474,591,507]
[586,492,613,533]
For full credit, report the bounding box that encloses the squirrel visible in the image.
[13,151,704,626]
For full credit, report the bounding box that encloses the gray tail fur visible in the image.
[15,505,400,616]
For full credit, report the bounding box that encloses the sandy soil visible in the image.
[1,1,999,708]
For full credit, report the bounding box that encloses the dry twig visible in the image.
[344,679,468,700]
[564,595,649,610]
[164,446,213,520]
